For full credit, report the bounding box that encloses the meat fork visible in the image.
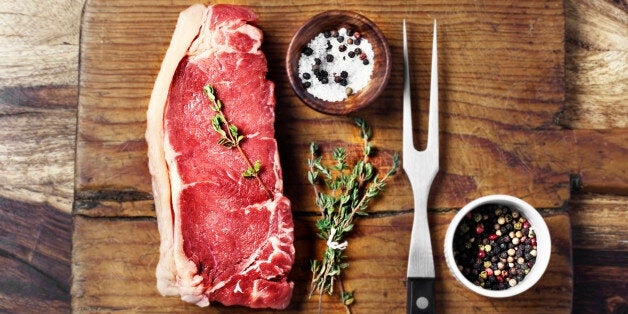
[403,20,439,314]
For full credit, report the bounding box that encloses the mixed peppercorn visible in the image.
[298,27,374,101]
[452,204,538,290]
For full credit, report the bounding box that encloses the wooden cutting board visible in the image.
[73,0,573,312]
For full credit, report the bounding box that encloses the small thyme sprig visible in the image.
[307,118,400,313]
[204,84,273,200]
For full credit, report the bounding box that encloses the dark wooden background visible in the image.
[0,0,626,313]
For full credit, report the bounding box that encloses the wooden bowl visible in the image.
[286,11,391,115]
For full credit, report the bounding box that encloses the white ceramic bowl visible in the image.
[443,195,551,298]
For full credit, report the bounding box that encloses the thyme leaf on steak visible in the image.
[204,84,272,200]
[307,118,399,313]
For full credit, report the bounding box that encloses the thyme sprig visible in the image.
[307,118,400,313]
[203,84,273,199]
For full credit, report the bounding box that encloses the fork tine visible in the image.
[426,20,439,154]
[402,19,415,158]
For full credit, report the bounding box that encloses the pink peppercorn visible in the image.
[477,250,486,259]
[530,237,537,246]
[475,224,484,234]
[488,233,498,241]
[486,268,494,276]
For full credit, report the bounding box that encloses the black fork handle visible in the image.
[407,277,435,314]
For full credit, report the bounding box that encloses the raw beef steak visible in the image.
[145,4,294,309]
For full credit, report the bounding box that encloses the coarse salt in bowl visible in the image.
[444,195,552,298]
[286,10,391,115]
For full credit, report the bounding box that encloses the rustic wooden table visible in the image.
[0,0,625,313]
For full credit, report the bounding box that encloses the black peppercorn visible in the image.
[314,58,322,65]
[362,59,369,65]
[320,77,328,84]
[303,73,311,80]
[302,46,313,56]
[353,38,361,46]
[337,36,344,43]
[325,54,334,62]
[323,30,331,38]
[340,71,348,78]
[338,45,347,52]
[348,51,355,58]
[303,81,311,88]
[346,29,354,36]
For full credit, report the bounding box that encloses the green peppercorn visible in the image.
[473,213,482,222]
[479,271,488,279]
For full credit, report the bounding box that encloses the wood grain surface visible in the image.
[76,0,570,212]
[0,0,625,313]
[72,213,572,313]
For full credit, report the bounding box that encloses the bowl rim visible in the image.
[285,10,392,115]
[443,194,552,298]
